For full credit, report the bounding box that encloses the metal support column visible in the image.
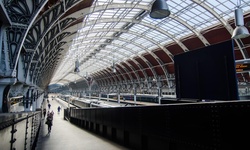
[133,85,137,105]
[117,89,120,104]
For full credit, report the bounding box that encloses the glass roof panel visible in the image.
[206,0,235,20]
[169,0,191,15]
[158,19,185,35]
[147,44,159,51]
[126,43,141,52]
[113,40,126,45]
[146,29,167,41]
[51,0,250,85]
[134,37,152,47]
[130,24,149,34]
[120,33,136,41]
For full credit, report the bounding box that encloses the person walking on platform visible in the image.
[45,114,53,133]
[43,108,46,118]
[50,110,54,118]
[48,103,51,109]
[47,110,54,120]
[57,106,61,114]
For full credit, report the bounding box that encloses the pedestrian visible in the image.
[48,103,51,109]
[50,110,54,117]
[45,115,53,133]
[57,106,61,114]
[47,110,54,119]
[43,108,46,118]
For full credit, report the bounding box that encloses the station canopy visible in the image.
[50,0,250,85]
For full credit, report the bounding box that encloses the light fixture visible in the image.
[74,59,80,73]
[112,61,116,73]
[84,72,88,78]
[150,0,170,19]
[111,51,116,73]
[113,67,116,73]
[232,25,249,39]
[232,1,249,39]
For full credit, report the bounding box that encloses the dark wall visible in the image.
[70,100,250,150]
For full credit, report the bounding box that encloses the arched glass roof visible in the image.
[51,0,250,85]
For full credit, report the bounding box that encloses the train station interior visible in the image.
[1,0,250,149]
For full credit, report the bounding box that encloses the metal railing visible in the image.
[0,111,42,150]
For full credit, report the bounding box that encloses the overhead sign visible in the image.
[236,63,250,72]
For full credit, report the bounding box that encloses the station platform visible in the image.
[35,98,129,150]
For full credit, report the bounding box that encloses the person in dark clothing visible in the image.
[46,115,53,133]
[57,106,61,114]
[43,108,46,118]
[48,103,51,109]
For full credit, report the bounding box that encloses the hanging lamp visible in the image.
[232,1,249,39]
[74,59,80,73]
[150,0,170,19]
[112,61,116,73]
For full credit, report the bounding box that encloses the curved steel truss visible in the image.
[1,0,250,92]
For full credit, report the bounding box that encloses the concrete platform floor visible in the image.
[35,98,129,150]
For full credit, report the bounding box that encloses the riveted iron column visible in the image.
[157,77,162,104]
[117,86,120,104]
[133,83,137,105]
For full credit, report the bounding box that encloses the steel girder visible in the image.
[24,0,83,88]
[2,0,48,78]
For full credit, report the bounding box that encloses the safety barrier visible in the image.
[0,111,41,150]
[69,100,250,150]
